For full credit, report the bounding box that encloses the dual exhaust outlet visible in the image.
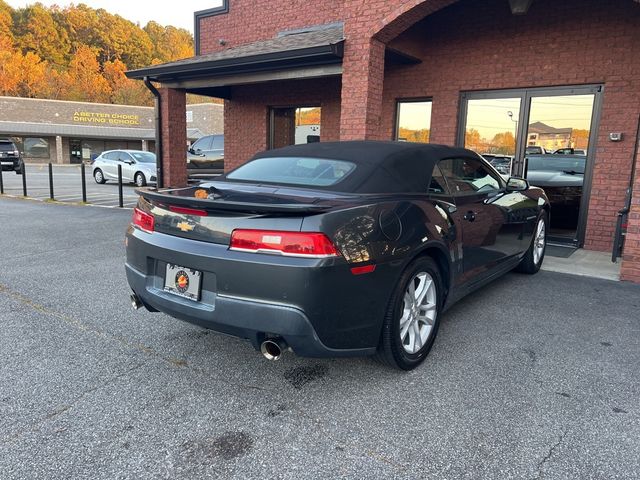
[130,291,288,361]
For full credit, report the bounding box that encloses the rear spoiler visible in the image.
[136,188,334,215]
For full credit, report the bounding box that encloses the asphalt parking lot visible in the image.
[1,197,639,479]
[1,164,140,208]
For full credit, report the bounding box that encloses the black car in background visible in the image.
[0,138,24,175]
[481,154,513,175]
[525,154,585,230]
[187,134,224,174]
[126,141,549,370]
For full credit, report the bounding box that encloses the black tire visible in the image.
[376,256,443,370]
[135,172,146,187]
[93,168,106,184]
[516,211,548,274]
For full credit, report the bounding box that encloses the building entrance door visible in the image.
[69,139,82,164]
[458,85,602,246]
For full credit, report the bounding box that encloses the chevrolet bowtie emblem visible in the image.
[176,221,195,232]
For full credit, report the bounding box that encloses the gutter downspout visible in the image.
[143,76,163,189]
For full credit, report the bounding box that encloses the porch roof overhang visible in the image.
[126,26,346,97]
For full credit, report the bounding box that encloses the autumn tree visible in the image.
[1,2,197,106]
[103,59,152,106]
[62,45,111,102]
[144,21,193,63]
[398,127,430,143]
[0,0,14,50]
[490,131,516,154]
[12,3,70,67]
[465,128,481,148]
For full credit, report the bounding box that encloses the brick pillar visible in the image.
[339,37,386,140]
[159,87,187,188]
[620,148,640,283]
[55,136,63,164]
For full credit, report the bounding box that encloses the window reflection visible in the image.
[396,100,432,143]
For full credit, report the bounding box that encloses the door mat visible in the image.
[546,245,578,258]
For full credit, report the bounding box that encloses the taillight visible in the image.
[132,207,154,233]
[230,229,339,258]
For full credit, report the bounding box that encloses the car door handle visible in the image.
[463,211,477,222]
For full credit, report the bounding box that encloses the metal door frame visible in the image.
[457,85,604,246]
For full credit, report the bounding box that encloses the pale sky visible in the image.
[6,0,223,32]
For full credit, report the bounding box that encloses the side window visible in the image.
[439,157,502,195]
[193,136,213,151]
[118,152,133,163]
[102,152,115,161]
[211,136,224,150]
[428,164,450,195]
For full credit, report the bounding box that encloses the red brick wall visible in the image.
[621,146,640,282]
[223,77,341,171]
[197,0,640,268]
[198,0,344,54]
[380,0,640,252]
[159,88,187,188]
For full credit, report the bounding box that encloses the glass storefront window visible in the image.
[396,100,432,143]
[22,137,50,158]
[463,98,520,157]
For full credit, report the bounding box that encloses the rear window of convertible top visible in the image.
[226,157,356,187]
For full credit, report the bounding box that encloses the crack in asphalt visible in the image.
[532,428,568,480]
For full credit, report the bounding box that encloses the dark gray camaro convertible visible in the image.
[126,141,549,370]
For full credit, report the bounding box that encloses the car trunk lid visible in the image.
[137,181,359,245]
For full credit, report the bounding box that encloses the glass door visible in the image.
[523,93,596,242]
[458,85,602,246]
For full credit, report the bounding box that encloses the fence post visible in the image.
[117,164,124,208]
[80,163,87,203]
[22,164,27,196]
[48,163,54,200]
[0,166,3,194]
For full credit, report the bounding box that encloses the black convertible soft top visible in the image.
[248,141,478,194]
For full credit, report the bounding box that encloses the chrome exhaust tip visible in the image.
[130,292,143,310]
[260,339,286,361]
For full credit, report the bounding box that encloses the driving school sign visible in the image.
[73,111,140,126]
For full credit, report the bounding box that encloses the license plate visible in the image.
[164,264,201,301]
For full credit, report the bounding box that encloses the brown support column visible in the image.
[159,87,187,188]
[339,37,386,140]
[621,148,640,283]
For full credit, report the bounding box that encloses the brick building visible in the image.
[126,0,640,282]
[0,96,223,164]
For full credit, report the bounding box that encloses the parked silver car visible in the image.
[92,150,157,187]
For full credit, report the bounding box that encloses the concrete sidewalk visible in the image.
[542,248,621,281]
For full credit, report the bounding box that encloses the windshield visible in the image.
[0,142,16,152]
[226,157,356,187]
[130,152,156,163]
[527,155,585,173]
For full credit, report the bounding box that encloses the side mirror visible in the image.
[188,147,195,154]
[506,177,529,192]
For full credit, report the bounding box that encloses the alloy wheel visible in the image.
[399,272,438,354]
[533,218,546,265]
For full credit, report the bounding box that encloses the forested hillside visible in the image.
[0,1,194,105]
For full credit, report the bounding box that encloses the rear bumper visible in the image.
[125,227,384,358]
[126,263,371,357]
